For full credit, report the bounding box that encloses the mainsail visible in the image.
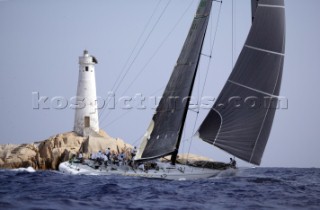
[135,0,213,162]
[198,0,286,165]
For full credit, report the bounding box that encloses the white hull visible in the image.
[59,160,236,180]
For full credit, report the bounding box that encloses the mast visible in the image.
[251,0,259,22]
[170,23,209,165]
[135,0,213,164]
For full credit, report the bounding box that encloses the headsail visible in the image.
[135,0,213,162]
[198,0,286,165]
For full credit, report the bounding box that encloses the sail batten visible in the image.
[258,4,284,8]
[258,0,284,6]
[227,80,280,98]
[198,1,286,165]
[244,45,284,56]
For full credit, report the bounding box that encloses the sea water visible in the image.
[0,167,319,210]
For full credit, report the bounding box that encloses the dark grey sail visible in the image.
[135,0,213,162]
[198,0,286,165]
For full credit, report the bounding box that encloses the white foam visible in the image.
[215,168,237,178]
[12,166,36,173]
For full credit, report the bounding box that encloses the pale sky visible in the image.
[0,0,319,168]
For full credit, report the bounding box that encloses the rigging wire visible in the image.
[104,0,197,129]
[119,0,196,99]
[104,86,169,149]
[110,1,162,93]
[232,0,233,67]
[100,0,196,128]
[186,1,223,160]
[232,0,235,68]
[99,0,172,125]
[112,0,172,94]
[105,110,131,127]
[132,134,144,147]
[180,116,189,156]
[99,0,162,119]
[103,84,165,129]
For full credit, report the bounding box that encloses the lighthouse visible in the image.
[74,50,99,137]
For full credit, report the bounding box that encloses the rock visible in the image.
[37,132,84,169]
[0,144,18,160]
[0,144,38,169]
[80,136,131,158]
[0,130,132,170]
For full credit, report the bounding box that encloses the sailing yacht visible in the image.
[59,0,286,180]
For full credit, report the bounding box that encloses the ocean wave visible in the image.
[0,168,319,210]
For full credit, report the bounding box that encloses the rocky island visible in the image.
[0,51,214,171]
[0,130,131,170]
[0,130,213,171]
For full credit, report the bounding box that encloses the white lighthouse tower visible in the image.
[74,50,99,137]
